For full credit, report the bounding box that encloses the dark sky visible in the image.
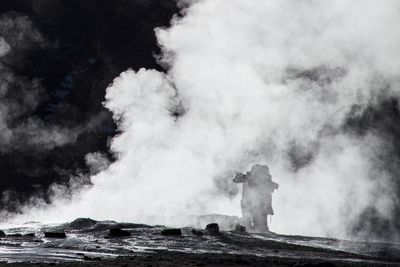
[0,0,177,210]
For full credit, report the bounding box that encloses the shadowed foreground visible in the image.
[0,217,399,266]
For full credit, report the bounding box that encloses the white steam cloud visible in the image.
[12,0,400,239]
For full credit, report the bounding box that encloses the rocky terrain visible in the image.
[0,217,398,266]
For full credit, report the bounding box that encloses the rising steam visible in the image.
[11,0,400,240]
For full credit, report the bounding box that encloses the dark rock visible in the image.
[109,228,131,237]
[161,228,182,236]
[205,223,219,234]
[0,230,5,237]
[24,233,35,237]
[195,214,240,230]
[68,218,97,228]
[191,229,203,236]
[234,224,246,233]
[44,232,67,238]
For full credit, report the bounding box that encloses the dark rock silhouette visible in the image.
[205,223,220,234]
[191,229,203,236]
[193,214,240,231]
[24,233,35,237]
[109,228,131,237]
[44,232,67,238]
[0,230,5,237]
[161,228,182,236]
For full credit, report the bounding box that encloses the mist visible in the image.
[8,0,400,240]
[0,12,104,153]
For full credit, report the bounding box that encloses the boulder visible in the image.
[0,230,5,237]
[161,228,182,236]
[194,214,240,230]
[44,232,67,238]
[24,233,35,237]
[191,229,203,236]
[205,223,219,234]
[109,228,131,237]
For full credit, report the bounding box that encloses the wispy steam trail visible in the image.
[0,12,86,152]
[13,0,400,240]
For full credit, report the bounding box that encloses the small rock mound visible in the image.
[195,214,240,230]
[68,218,97,229]
[191,229,203,236]
[161,228,182,236]
[109,228,131,237]
[205,223,219,234]
[44,232,67,238]
[24,233,35,237]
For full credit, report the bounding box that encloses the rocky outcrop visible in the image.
[44,232,67,238]
[24,233,35,237]
[161,228,182,236]
[191,229,203,236]
[205,223,219,235]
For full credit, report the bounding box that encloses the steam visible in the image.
[10,0,400,239]
[0,13,78,152]
[0,12,108,153]
[0,11,111,213]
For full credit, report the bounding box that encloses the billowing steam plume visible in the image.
[12,0,400,240]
